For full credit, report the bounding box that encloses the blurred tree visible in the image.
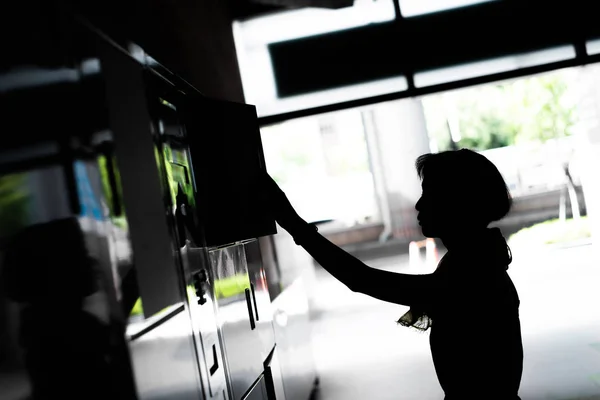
[518,74,576,143]
[422,70,577,151]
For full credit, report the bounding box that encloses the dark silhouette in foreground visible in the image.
[2,218,116,399]
[263,149,523,400]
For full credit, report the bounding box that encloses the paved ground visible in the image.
[309,243,600,400]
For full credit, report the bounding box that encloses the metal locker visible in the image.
[242,375,269,400]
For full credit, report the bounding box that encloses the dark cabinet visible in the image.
[182,96,276,247]
[144,68,276,248]
[142,60,280,400]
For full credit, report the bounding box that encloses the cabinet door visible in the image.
[243,375,268,400]
[128,308,204,400]
[101,39,181,318]
[209,243,275,400]
[244,240,276,357]
[182,246,228,400]
[264,347,287,400]
[183,96,276,247]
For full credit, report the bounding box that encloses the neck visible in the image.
[440,227,490,251]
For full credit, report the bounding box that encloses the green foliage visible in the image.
[214,274,250,299]
[423,71,577,151]
[98,155,124,217]
[130,297,144,317]
[458,114,512,150]
[112,216,128,230]
[129,297,182,318]
[129,274,251,319]
[509,217,591,248]
[0,174,30,239]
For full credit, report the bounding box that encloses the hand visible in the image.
[260,173,306,233]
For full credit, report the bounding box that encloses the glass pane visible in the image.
[399,0,496,17]
[414,46,576,88]
[233,0,396,117]
[249,75,408,118]
[586,38,600,56]
[261,109,379,228]
[234,0,394,46]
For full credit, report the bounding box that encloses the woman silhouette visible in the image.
[264,148,523,399]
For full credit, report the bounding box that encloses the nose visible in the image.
[415,197,423,212]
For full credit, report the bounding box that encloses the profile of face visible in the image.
[415,177,465,238]
[414,149,512,239]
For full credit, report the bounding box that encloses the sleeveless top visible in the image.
[398,228,523,398]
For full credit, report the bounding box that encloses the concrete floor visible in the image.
[308,243,600,400]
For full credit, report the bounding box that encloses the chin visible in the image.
[420,225,438,238]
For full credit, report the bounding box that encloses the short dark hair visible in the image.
[415,148,512,225]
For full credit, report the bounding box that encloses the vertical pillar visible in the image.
[370,98,431,242]
[363,109,393,241]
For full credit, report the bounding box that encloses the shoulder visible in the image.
[436,252,511,295]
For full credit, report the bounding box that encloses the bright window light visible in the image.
[249,74,407,118]
[399,0,496,17]
[233,1,395,117]
[586,38,600,56]
[414,46,576,88]
[235,0,394,46]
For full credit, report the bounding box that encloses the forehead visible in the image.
[420,175,452,192]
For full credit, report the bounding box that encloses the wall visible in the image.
[74,0,245,102]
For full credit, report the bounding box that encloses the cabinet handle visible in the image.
[245,288,256,330]
[209,344,219,376]
[250,283,259,321]
[193,270,207,305]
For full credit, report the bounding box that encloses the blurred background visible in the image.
[234,2,600,399]
[258,66,600,400]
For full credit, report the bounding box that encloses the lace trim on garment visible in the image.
[397,309,433,332]
[397,228,512,332]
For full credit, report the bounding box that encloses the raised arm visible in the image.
[295,224,434,306]
[262,174,435,307]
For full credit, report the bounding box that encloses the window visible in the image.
[414,46,576,88]
[233,1,396,117]
[399,0,496,17]
[586,38,600,56]
[261,109,378,228]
